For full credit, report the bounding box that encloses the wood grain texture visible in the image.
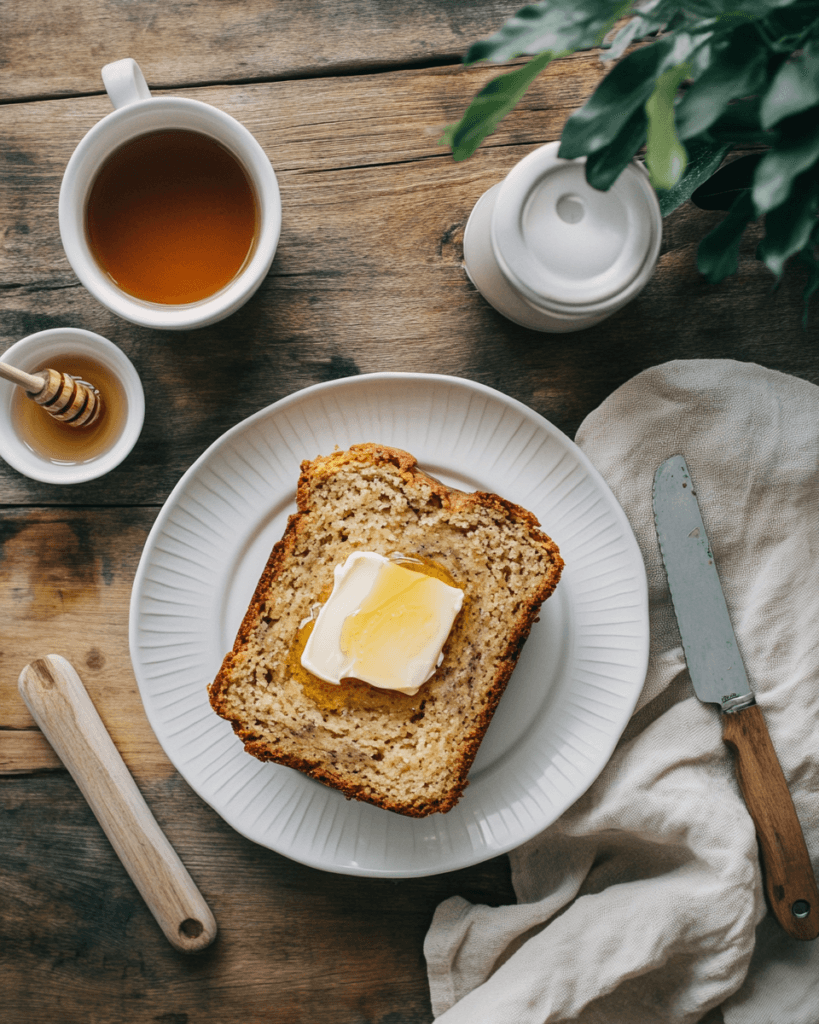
[1,770,515,1024]
[1,0,520,101]
[0,728,64,772]
[723,704,819,941]
[18,655,218,953]
[2,64,816,508]
[0,507,170,772]
[3,8,818,1020]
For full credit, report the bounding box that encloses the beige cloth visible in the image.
[425,360,819,1024]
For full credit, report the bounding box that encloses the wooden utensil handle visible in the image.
[723,703,819,940]
[0,360,46,393]
[18,655,217,954]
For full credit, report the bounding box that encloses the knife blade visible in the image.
[653,454,819,941]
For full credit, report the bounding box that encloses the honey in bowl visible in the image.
[85,129,258,305]
[12,353,127,464]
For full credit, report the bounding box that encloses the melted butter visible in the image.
[287,617,417,712]
[288,553,463,707]
[339,565,449,691]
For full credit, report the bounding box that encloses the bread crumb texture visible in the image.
[209,443,564,817]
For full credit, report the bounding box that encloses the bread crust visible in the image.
[209,443,563,817]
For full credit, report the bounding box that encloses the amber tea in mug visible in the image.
[85,129,258,305]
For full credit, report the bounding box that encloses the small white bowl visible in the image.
[0,328,144,484]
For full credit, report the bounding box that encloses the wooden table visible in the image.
[2,3,816,1021]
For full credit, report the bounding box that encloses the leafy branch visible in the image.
[442,0,819,323]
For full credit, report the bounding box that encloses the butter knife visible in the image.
[653,454,819,940]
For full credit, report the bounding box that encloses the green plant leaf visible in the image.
[440,51,553,161]
[438,0,819,322]
[718,0,805,16]
[602,0,686,61]
[757,166,819,277]
[756,3,819,52]
[442,0,639,161]
[704,96,777,145]
[797,221,819,327]
[560,35,673,156]
[691,154,763,209]
[602,14,653,62]
[697,190,756,282]
[656,137,730,215]
[674,24,771,140]
[752,109,819,213]
[760,40,819,127]
[464,0,633,64]
[559,30,711,159]
[645,62,691,188]
[584,106,648,190]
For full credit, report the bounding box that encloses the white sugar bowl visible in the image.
[463,141,662,333]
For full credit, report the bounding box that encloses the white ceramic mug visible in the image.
[59,59,281,330]
[463,142,662,333]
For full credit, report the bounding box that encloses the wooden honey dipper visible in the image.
[0,360,103,427]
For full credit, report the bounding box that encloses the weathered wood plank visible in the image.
[2,0,520,101]
[0,771,515,1024]
[2,64,816,510]
[3,21,791,1024]
[0,507,173,774]
[0,59,605,287]
[0,728,64,772]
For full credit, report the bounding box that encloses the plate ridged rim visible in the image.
[129,372,648,877]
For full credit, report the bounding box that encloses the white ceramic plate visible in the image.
[130,373,648,877]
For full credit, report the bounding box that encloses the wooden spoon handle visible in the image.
[18,655,217,953]
[0,359,47,392]
[723,702,819,940]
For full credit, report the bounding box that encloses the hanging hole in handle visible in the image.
[792,900,811,919]
[179,918,204,939]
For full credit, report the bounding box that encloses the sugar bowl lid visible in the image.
[490,142,662,312]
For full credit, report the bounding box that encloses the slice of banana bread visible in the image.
[208,443,564,817]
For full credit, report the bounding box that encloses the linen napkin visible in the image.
[425,359,819,1024]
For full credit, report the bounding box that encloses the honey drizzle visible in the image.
[285,554,463,712]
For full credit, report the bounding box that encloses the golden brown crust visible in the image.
[208,442,564,817]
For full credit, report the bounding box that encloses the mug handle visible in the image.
[101,58,151,109]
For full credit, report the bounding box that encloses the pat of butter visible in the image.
[300,552,463,696]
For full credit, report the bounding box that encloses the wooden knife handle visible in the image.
[723,703,819,940]
[18,655,217,954]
